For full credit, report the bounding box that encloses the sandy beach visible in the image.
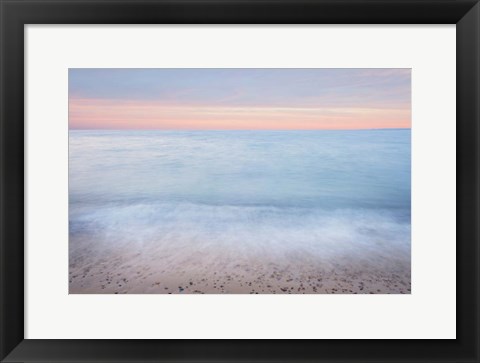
[69,233,410,294]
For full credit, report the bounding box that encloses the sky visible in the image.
[69,68,411,130]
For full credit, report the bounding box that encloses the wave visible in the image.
[70,202,410,268]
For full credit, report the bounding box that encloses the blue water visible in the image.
[69,130,410,264]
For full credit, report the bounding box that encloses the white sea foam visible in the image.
[70,202,410,269]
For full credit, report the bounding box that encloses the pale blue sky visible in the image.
[69,68,411,130]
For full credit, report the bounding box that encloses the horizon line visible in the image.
[69,127,411,132]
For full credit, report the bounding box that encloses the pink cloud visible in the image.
[69,98,411,130]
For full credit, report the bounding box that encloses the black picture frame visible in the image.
[1,0,479,362]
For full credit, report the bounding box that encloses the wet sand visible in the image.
[69,234,411,294]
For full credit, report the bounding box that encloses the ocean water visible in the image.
[69,130,411,293]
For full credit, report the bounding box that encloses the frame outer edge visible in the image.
[0,0,26,361]
[457,1,480,360]
[0,0,479,362]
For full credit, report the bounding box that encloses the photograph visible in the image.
[69,68,411,294]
